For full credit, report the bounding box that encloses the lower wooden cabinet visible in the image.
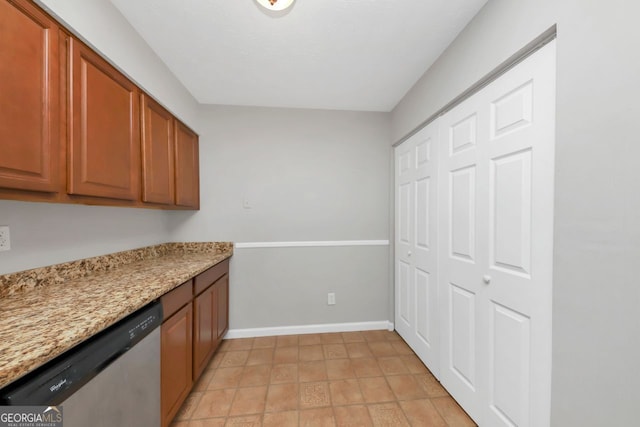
[160,260,230,427]
[160,303,193,427]
[193,271,229,379]
[193,282,218,379]
[217,274,229,341]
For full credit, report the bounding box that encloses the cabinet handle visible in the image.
[483,275,491,284]
[408,251,412,257]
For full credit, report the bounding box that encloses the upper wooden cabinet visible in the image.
[0,0,200,209]
[67,38,140,201]
[0,0,59,193]
[141,94,175,205]
[174,122,200,209]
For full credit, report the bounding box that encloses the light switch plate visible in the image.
[327,292,336,305]
[0,226,10,251]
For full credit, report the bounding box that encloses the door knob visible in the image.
[483,275,491,284]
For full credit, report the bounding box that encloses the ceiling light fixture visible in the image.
[255,0,295,12]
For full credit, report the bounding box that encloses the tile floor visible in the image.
[171,330,476,426]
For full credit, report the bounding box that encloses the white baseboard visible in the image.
[224,320,395,339]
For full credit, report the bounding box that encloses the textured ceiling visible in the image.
[110,0,487,112]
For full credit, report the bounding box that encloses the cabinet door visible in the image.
[161,303,193,427]
[68,38,140,200]
[174,121,199,208]
[216,275,229,343]
[141,94,174,205]
[193,284,217,379]
[0,0,59,192]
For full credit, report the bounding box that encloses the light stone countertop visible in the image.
[0,242,233,389]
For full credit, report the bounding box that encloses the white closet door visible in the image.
[437,88,486,420]
[394,121,439,375]
[438,40,556,427]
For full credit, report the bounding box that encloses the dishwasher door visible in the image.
[61,327,160,427]
[0,301,162,426]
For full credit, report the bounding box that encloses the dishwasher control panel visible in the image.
[127,309,162,344]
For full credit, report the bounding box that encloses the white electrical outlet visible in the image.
[327,292,336,305]
[0,226,10,251]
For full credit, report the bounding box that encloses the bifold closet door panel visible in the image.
[438,40,556,427]
[437,88,487,421]
[394,121,439,377]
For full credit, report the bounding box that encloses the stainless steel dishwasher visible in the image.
[0,301,162,427]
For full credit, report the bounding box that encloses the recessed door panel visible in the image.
[398,260,411,327]
[450,284,476,389]
[416,177,430,250]
[399,183,411,245]
[399,151,411,176]
[492,81,533,139]
[416,139,431,166]
[490,303,531,427]
[81,60,132,189]
[450,166,476,262]
[491,150,532,276]
[415,268,431,346]
[450,114,477,155]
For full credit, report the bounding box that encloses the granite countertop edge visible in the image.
[0,242,233,389]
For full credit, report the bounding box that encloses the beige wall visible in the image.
[392,0,640,425]
[169,105,392,329]
[0,201,171,274]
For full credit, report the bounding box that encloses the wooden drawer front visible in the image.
[194,259,229,296]
[161,279,193,320]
